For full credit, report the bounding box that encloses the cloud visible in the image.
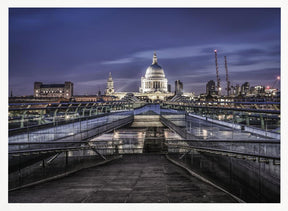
[101,57,134,65]
[229,68,280,81]
[132,43,269,59]
[103,41,279,67]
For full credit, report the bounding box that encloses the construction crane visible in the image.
[214,50,221,95]
[224,56,231,96]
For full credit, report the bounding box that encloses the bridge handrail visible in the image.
[163,101,280,105]
[9,143,138,155]
[162,101,280,114]
[8,100,129,107]
[167,105,280,114]
[8,140,115,145]
[166,139,280,144]
[9,138,280,147]
[167,143,280,160]
[9,111,133,136]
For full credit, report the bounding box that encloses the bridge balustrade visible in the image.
[8,101,133,131]
[161,102,280,134]
[160,114,280,202]
[166,140,280,202]
[9,111,134,189]
[9,111,133,143]
[9,143,122,190]
[9,136,145,190]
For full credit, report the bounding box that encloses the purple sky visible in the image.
[9,8,280,96]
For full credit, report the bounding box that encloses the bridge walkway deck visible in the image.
[9,154,237,203]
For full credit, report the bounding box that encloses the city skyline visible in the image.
[9,8,280,96]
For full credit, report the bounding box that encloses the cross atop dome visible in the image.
[152,51,158,64]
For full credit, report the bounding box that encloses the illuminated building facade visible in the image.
[34,81,73,99]
[105,52,174,101]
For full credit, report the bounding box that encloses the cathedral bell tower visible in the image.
[105,72,115,95]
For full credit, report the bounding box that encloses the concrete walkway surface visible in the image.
[9,154,237,203]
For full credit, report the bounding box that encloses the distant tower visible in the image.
[168,84,171,92]
[224,56,231,96]
[214,50,221,95]
[105,72,115,95]
[241,82,250,96]
[175,80,183,95]
[206,80,216,95]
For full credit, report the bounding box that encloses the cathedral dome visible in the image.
[140,52,168,94]
[145,52,166,79]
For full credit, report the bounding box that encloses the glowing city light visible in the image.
[277,76,280,80]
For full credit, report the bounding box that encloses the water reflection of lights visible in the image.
[164,129,182,140]
[226,115,233,120]
[197,128,201,135]
[118,139,123,150]
[202,129,208,137]
[137,131,144,138]
[218,115,225,120]
[221,131,231,138]
[113,131,120,139]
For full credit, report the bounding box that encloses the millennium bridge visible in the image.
[8,101,280,203]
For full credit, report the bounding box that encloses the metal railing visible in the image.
[166,141,280,164]
[9,146,121,191]
[9,139,145,190]
[165,139,280,203]
[162,101,280,114]
[9,101,134,130]
[160,114,194,139]
[9,113,134,143]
